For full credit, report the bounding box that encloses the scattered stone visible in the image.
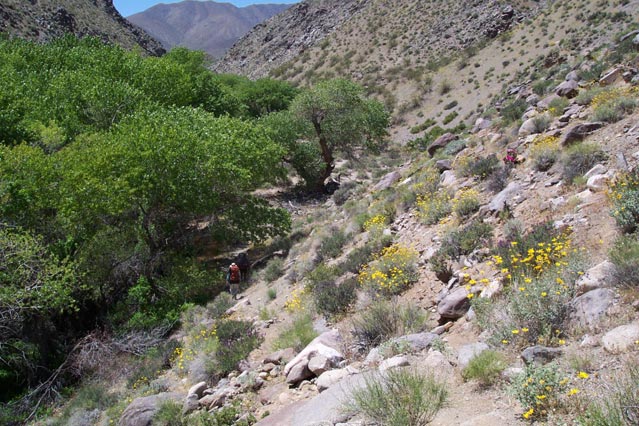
[599,67,624,86]
[285,362,314,385]
[436,159,452,171]
[555,79,579,98]
[537,94,561,109]
[390,332,438,351]
[258,382,289,405]
[575,260,615,295]
[485,182,524,214]
[428,133,459,157]
[602,322,639,354]
[364,347,383,364]
[182,393,199,415]
[316,368,352,392]
[438,286,473,320]
[586,174,609,192]
[373,171,402,192]
[570,288,615,330]
[187,381,208,399]
[580,335,599,348]
[472,118,492,133]
[565,70,579,81]
[379,355,409,371]
[284,329,344,385]
[421,350,455,382]
[521,346,563,365]
[440,170,458,187]
[457,342,489,369]
[518,116,541,137]
[560,122,604,146]
[308,354,332,376]
[263,348,297,365]
[584,164,608,179]
[119,393,183,426]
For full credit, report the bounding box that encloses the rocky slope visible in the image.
[127,1,291,58]
[0,0,164,55]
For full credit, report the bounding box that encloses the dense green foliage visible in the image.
[0,36,297,403]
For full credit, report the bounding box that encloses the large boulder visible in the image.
[560,122,604,146]
[373,171,402,192]
[555,79,579,98]
[599,67,624,86]
[484,182,524,214]
[570,288,616,330]
[602,322,639,354]
[263,347,297,365]
[457,342,490,369]
[316,367,356,392]
[119,393,182,426]
[284,329,343,385]
[428,133,459,157]
[379,355,410,371]
[575,260,615,295]
[438,286,473,320]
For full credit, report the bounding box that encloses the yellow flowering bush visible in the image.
[529,135,560,172]
[609,170,639,233]
[284,287,307,312]
[590,86,638,123]
[416,191,451,225]
[512,362,571,421]
[358,244,419,296]
[452,188,481,219]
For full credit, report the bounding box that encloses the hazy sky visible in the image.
[113,0,299,17]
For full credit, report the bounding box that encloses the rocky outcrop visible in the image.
[119,393,182,426]
[284,329,344,385]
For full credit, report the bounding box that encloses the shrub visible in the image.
[332,180,357,206]
[561,142,607,184]
[442,138,466,156]
[500,98,528,124]
[530,135,560,172]
[578,362,639,426]
[511,362,568,420]
[434,220,493,261]
[345,368,447,426]
[416,191,451,225]
[452,188,481,219]
[214,319,262,377]
[206,293,235,319]
[444,100,458,110]
[442,111,458,125]
[609,234,639,288]
[458,154,500,180]
[590,87,638,123]
[313,276,357,318]
[531,114,552,133]
[273,313,317,351]
[267,288,277,300]
[461,350,507,387]
[318,227,349,260]
[574,86,605,106]
[547,97,569,116]
[262,257,285,282]
[153,401,246,426]
[351,300,427,350]
[358,244,419,296]
[487,166,510,193]
[609,170,639,233]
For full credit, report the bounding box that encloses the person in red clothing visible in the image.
[227,262,242,300]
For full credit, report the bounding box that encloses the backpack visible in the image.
[229,264,240,283]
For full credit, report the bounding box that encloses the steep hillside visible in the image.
[0,0,164,55]
[127,1,291,58]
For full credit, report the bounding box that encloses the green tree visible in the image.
[288,79,389,191]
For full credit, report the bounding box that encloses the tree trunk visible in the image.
[313,120,334,192]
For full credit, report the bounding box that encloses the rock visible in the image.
[421,350,455,382]
[485,182,523,214]
[570,288,615,330]
[379,355,409,371]
[316,368,353,392]
[390,332,438,351]
[502,367,524,382]
[187,381,208,399]
[68,409,100,426]
[599,67,624,86]
[537,94,561,109]
[261,362,277,373]
[263,348,297,365]
[565,70,579,81]
[549,196,566,211]
[575,260,615,295]
[584,164,608,179]
[555,79,579,98]
[472,118,492,133]
[436,159,452,171]
[526,93,540,105]
[580,335,599,348]
[518,116,539,137]
[428,133,459,157]
[308,354,332,376]
[365,347,383,364]
[119,393,182,426]
[560,122,604,146]
[586,174,609,192]
[457,342,489,369]
[373,171,402,192]
[440,170,458,187]
[258,382,289,405]
[521,346,563,366]
[284,329,344,385]
[182,394,199,415]
[602,322,639,354]
[438,286,472,320]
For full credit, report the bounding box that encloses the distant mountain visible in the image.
[127,1,291,58]
[0,0,164,56]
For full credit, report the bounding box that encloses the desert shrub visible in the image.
[609,234,639,288]
[442,138,466,156]
[609,169,639,233]
[358,244,419,296]
[345,368,447,426]
[318,227,349,260]
[416,191,452,225]
[532,79,554,96]
[511,362,568,421]
[410,118,436,134]
[547,97,569,116]
[127,340,179,389]
[407,125,446,151]
[273,313,317,351]
[487,165,510,193]
[561,142,607,184]
[267,288,277,300]
[574,86,605,106]
[531,114,551,133]
[351,300,427,350]
[452,188,481,219]
[578,362,639,426]
[213,319,262,377]
[500,98,528,124]
[458,154,500,180]
[313,276,357,318]
[206,293,235,319]
[442,111,458,125]
[530,135,560,172]
[444,100,458,110]
[590,87,638,123]
[154,401,247,426]
[461,350,507,387]
[262,257,285,282]
[332,180,357,206]
[434,220,493,261]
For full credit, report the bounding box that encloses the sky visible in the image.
[113,0,299,17]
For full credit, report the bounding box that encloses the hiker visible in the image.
[236,252,250,283]
[227,262,241,300]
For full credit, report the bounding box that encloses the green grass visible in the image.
[272,313,318,351]
[461,350,507,387]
